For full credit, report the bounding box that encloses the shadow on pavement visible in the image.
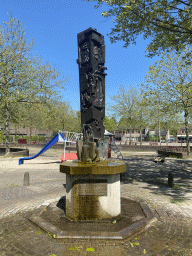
[123,157,192,202]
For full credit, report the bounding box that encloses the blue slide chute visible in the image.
[19,133,65,165]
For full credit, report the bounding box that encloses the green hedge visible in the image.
[29,135,38,141]
[0,132,13,142]
[0,132,49,143]
[16,135,38,142]
[39,135,46,142]
[15,135,48,143]
[148,135,161,142]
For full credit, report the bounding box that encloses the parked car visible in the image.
[160,139,165,143]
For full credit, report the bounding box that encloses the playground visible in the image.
[0,133,191,255]
[0,147,192,255]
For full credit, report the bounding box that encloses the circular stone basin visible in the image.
[60,159,126,175]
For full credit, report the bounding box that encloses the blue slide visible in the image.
[19,133,65,165]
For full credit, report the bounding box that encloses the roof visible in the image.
[104,130,114,136]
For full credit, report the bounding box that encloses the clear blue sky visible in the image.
[0,0,161,116]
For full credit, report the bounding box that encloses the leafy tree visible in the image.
[103,116,117,132]
[14,101,48,137]
[117,117,131,129]
[71,111,81,133]
[75,111,81,132]
[46,100,81,133]
[141,46,192,155]
[148,135,155,142]
[135,94,151,144]
[109,84,140,145]
[87,0,192,57]
[12,99,81,137]
[140,84,170,144]
[162,112,184,139]
[0,11,70,154]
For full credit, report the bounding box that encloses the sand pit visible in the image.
[0,155,62,171]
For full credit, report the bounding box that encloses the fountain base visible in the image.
[29,197,157,240]
[60,159,126,221]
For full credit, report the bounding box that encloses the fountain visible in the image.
[60,125,126,222]
[60,27,126,222]
[29,28,156,240]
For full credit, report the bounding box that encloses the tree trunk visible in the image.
[13,124,16,143]
[158,118,161,146]
[140,126,142,145]
[62,121,65,131]
[5,106,10,155]
[29,127,32,143]
[129,127,132,145]
[29,116,32,143]
[184,109,190,156]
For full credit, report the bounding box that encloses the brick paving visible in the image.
[0,155,192,255]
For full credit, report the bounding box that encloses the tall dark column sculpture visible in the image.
[77,28,107,141]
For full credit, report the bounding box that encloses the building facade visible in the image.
[3,124,53,142]
[177,128,192,142]
[113,128,171,142]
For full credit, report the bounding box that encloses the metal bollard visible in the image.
[168,172,174,188]
[120,173,125,182]
[23,172,30,186]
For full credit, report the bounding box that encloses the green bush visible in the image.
[0,134,13,142]
[30,135,38,142]
[39,135,46,142]
[22,135,29,140]
[161,136,166,141]
[9,135,13,142]
[148,135,155,142]
[155,136,160,142]
[0,131,3,142]
[149,135,161,142]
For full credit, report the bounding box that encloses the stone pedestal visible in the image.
[60,160,126,221]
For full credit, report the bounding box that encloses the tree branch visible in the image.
[176,0,191,7]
